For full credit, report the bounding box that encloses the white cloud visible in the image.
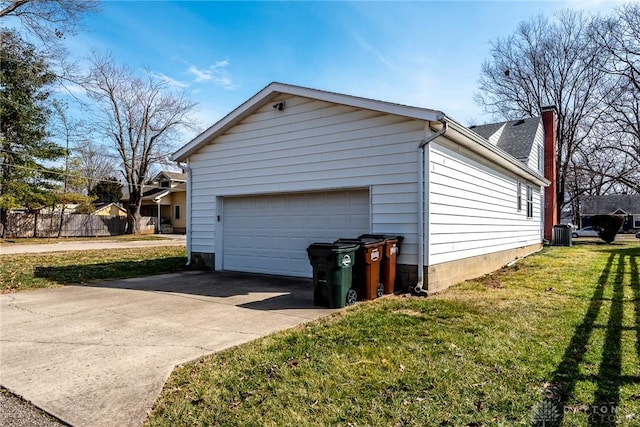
[150,71,190,89]
[353,33,397,72]
[54,82,87,96]
[187,60,237,90]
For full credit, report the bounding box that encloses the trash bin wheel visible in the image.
[346,288,358,306]
[376,282,384,298]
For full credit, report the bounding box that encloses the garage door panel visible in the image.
[223,190,370,277]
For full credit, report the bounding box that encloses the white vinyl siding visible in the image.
[427,139,542,265]
[526,123,545,172]
[189,95,424,265]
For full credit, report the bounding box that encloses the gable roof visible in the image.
[154,171,186,182]
[470,117,541,162]
[581,195,640,215]
[94,202,127,214]
[173,82,445,161]
[173,82,549,187]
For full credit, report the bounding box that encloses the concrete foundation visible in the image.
[190,252,215,270]
[395,243,543,294]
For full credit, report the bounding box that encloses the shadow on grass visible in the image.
[34,257,187,284]
[533,246,640,426]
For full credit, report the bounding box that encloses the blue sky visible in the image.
[43,1,629,142]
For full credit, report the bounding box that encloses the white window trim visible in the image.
[526,185,533,218]
[517,182,522,212]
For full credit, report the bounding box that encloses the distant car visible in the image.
[572,226,599,238]
[636,231,640,239]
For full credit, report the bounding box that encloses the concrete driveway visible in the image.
[0,272,334,426]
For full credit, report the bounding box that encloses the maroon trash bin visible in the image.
[359,234,404,294]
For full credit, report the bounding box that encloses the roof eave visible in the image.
[441,117,550,187]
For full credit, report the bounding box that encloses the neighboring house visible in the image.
[172,82,554,294]
[581,195,640,232]
[93,202,127,217]
[122,171,187,234]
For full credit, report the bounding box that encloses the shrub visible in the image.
[589,215,624,243]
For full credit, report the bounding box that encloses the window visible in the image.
[161,181,170,188]
[526,185,533,218]
[174,205,181,220]
[634,215,640,228]
[538,145,544,174]
[517,182,522,211]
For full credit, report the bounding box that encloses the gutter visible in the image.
[415,121,447,294]
[177,161,192,266]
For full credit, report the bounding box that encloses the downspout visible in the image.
[415,121,447,294]
[177,161,192,266]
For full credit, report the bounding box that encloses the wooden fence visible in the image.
[1,213,156,238]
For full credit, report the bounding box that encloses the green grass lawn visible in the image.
[146,241,639,426]
[0,246,187,292]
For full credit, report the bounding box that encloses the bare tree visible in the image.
[0,0,99,43]
[1,0,99,89]
[475,10,612,218]
[83,52,197,234]
[589,3,640,193]
[72,140,117,195]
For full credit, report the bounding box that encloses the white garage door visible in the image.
[223,189,370,277]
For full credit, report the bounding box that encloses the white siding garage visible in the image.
[222,189,370,277]
[174,83,552,294]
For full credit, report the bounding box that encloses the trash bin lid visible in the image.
[358,233,404,243]
[307,242,359,253]
[331,242,360,253]
[335,237,384,247]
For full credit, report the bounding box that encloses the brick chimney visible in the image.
[542,106,557,241]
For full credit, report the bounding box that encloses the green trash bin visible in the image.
[307,242,359,308]
[335,237,385,300]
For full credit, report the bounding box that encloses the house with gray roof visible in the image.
[581,194,640,231]
[172,82,557,296]
[469,111,557,241]
[470,116,545,174]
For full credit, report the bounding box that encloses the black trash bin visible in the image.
[335,237,385,300]
[307,242,359,308]
[358,234,404,294]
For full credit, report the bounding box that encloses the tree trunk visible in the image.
[0,208,7,238]
[57,207,65,238]
[33,211,38,238]
[126,193,143,234]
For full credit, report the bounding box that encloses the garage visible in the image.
[222,189,370,277]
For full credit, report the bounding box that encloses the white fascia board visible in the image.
[147,190,171,202]
[172,82,446,161]
[442,117,551,187]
